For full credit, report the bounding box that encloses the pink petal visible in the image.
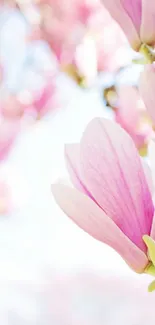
[141,0,155,45]
[115,87,151,149]
[65,143,96,201]
[33,81,55,116]
[65,144,87,192]
[148,140,155,241]
[151,214,155,242]
[121,0,142,33]
[101,0,141,50]
[116,86,140,129]
[142,160,154,195]
[148,140,155,196]
[80,118,154,252]
[139,64,155,124]
[51,184,148,272]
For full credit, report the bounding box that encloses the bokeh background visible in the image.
[0,1,155,324]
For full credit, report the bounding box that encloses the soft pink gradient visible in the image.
[121,0,142,33]
[101,0,141,50]
[0,118,20,160]
[0,79,57,160]
[27,0,128,76]
[141,0,155,46]
[65,143,154,197]
[30,79,58,118]
[1,95,25,119]
[80,118,154,251]
[142,160,154,195]
[88,7,128,73]
[73,36,97,86]
[52,184,148,272]
[115,86,152,149]
[139,64,155,124]
[52,118,155,272]
[101,0,155,50]
[65,144,91,196]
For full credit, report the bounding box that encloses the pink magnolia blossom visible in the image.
[139,64,155,125]
[114,86,153,150]
[52,118,155,274]
[101,0,155,50]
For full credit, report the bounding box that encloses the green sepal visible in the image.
[143,235,155,266]
[148,280,155,292]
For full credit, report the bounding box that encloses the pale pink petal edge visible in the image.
[52,183,148,273]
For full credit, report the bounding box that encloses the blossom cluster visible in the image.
[2,0,155,293]
[50,0,155,292]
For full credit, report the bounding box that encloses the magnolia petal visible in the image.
[116,86,140,129]
[115,86,150,149]
[65,144,85,192]
[150,215,155,243]
[65,144,95,201]
[141,1,155,45]
[80,118,154,252]
[143,235,155,266]
[101,0,141,50]
[139,64,155,124]
[121,0,142,33]
[148,140,155,240]
[142,160,154,195]
[52,183,148,272]
[148,140,155,193]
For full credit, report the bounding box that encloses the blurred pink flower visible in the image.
[2,77,58,122]
[27,79,58,119]
[0,117,20,160]
[101,0,155,50]
[1,94,25,119]
[114,86,153,150]
[52,118,154,273]
[139,64,155,125]
[27,0,128,81]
